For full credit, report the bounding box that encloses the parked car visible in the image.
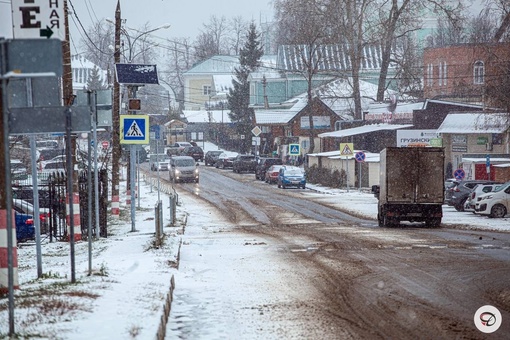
[215,152,237,169]
[255,157,283,180]
[475,181,510,218]
[13,198,51,233]
[37,148,65,163]
[445,180,499,211]
[181,146,204,162]
[11,159,28,176]
[232,154,257,173]
[40,159,66,177]
[464,183,502,212]
[15,210,35,242]
[169,156,199,183]
[12,187,52,208]
[264,165,284,184]
[204,150,223,166]
[277,166,306,189]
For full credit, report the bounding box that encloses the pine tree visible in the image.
[227,23,263,153]
[86,66,107,91]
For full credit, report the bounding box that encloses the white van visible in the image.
[169,156,199,183]
[475,181,510,218]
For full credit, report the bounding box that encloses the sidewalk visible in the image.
[1,174,183,339]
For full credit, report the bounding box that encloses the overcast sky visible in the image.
[1,0,274,52]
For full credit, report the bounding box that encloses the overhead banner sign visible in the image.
[11,0,65,40]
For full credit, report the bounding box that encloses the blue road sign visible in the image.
[454,168,465,180]
[486,154,491,167]
[355,151,366,162]
[150,125,161,140]
[120,115,149,144]
[289,144,300,155]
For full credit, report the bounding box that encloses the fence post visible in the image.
[155,202,161,246]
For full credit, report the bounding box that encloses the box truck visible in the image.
[374,147,445,227]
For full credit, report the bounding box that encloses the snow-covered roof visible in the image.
[437,113,510,134]
[278,44,390,71]
[318,123,413,138]
[212,75,234,96]
[367,101,424,114]
[183,110,231,124]
[255,111,297,124]
[249,55,279,79]
[184,56,239,75]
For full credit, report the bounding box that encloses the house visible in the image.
[71,54,108,90]
[423,43,510,106]
[255,96,347,157]
[436,112,510,180]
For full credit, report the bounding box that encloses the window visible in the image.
[439,61,447,86]
[427,64,433,86]
[203,85,212,96]
[474,61,484,84]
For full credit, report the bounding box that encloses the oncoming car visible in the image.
[169,156,199,183]
[277,166,306,189]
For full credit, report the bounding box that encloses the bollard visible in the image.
[155,203,161,246]
[158,200,164,235]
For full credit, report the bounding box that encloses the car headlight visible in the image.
[484,195,493,200]
[175,169,181,175]
[194,169,199,174]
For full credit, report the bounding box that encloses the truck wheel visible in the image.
[383,215,398,227]
[377,214,384,227]
[490,204,507,218]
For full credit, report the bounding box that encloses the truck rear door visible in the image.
[416,148,444,204]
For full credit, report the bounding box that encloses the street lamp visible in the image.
[105,19,170,63]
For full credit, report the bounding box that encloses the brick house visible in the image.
[423,43,510,105]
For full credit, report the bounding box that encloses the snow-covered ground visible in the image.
[1,142,509,338]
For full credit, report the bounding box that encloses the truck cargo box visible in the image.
[377,147,445,227]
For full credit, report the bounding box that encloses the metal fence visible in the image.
[12,169,108,242]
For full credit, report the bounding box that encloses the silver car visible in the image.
[169,156,199,183]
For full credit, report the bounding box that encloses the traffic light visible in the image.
[128,98,141,111]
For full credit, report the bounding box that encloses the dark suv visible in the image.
[255,157,283,180]
[180,146,204,162]
[204,150,222,166]
[445,179,500,211]
[232,155,257,173]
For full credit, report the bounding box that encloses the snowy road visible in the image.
[166,166,510,339]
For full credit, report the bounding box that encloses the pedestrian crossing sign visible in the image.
[120,115,149,144]
[289,143,300,155]
[339,143,354,157]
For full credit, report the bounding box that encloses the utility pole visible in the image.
[63,0,78,283]
[111,0,121,220]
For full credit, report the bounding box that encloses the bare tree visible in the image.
[468,8,499,43]
[227,16,249,55]
[162,38,194,113]
[194,15,230,62]
[80,21,114,71]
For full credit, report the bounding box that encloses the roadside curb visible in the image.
[156,275,176,340]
